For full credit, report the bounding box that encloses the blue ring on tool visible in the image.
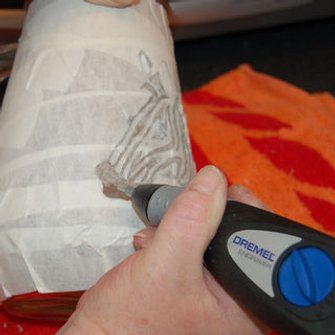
[278,247,335,307]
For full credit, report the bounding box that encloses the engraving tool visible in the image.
[128,184,335,335]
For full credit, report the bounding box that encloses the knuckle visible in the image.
[158,189,215,246]
[173,191,209,221]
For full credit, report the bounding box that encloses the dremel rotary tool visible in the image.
[130,184,335,335]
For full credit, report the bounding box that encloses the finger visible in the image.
[228,185,271,211]
[147,166,228,275]
[133,227,157,250]
[85,0,138,8]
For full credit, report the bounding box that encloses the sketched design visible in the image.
[97,51,195,189]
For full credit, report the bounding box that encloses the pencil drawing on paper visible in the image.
[96,51,195,196]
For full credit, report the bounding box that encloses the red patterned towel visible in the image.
[185,65,335,238]
[1,65,334,334]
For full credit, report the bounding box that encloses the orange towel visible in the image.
[184,64,335,238]
[1,65,335,334]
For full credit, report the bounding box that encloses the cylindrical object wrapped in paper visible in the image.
[0,0,195,301]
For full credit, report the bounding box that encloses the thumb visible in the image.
[147,166,227,276]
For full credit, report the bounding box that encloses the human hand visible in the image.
[58,166,269,335]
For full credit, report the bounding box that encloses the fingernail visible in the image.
[134,231,147,240]
[189,165,226,195]
[133,235,147,250]
[86,0,136,8]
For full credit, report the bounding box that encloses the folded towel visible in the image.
[1,65,334,334]
[185,64,335,238]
